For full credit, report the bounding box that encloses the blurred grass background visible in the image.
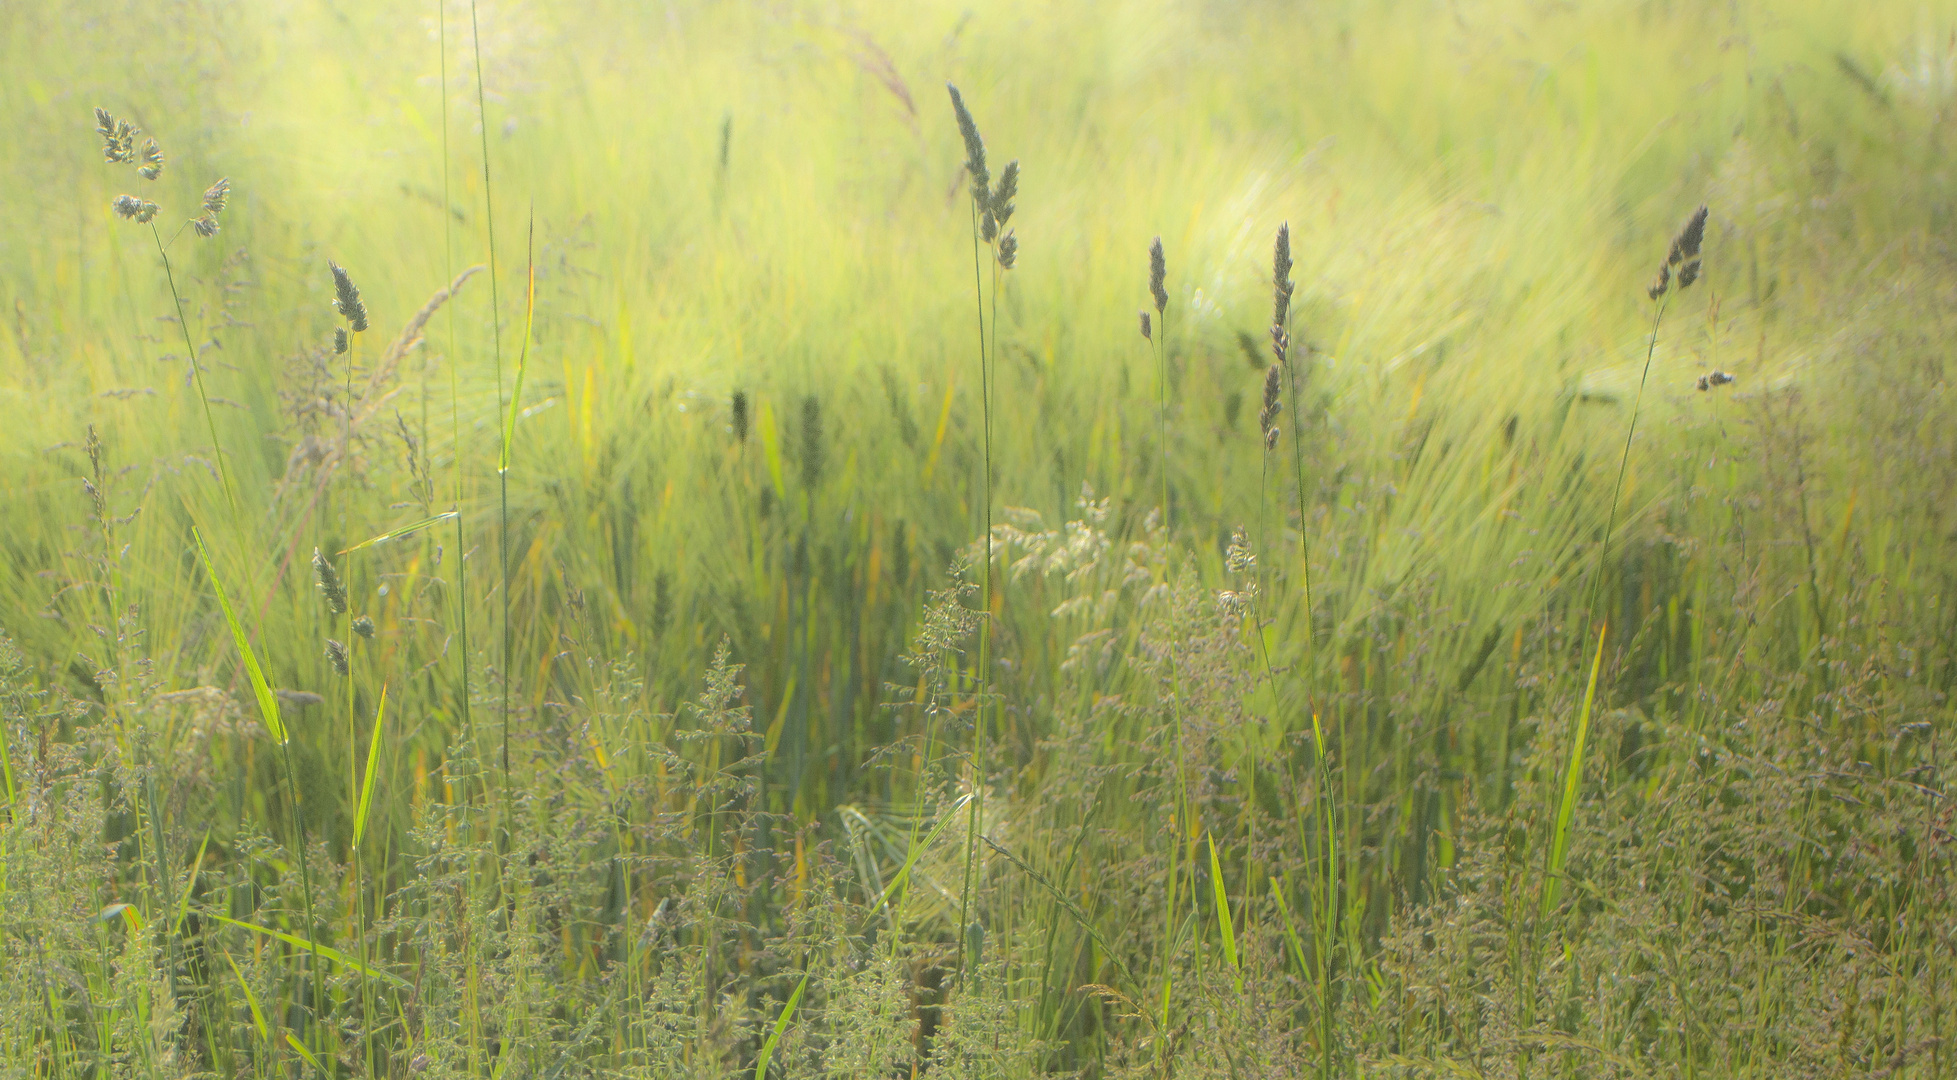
[1,0,1955,1076]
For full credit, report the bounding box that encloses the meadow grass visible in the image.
[1,1,1955,1077]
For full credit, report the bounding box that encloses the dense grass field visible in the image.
[3,0,1956,1076]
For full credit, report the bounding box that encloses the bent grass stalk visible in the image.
[470,0,509,790]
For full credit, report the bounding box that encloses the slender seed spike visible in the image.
[313,548,349,614]
[946,83,989,204]
[1139,311,1152,341]
[1149,238,1168,315]
[329,261,370,333]
[1272,223,1294,330]
[990,160,1018,229]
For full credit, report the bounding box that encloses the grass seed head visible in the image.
[1647,261,1670,300]
[732,390,750,445]
[1272,223,1294,330]
[353,615,375,639]
[313,548,349,614]
[1139,310,1152,341]
[946,83,990,204]
[329,261,370,333]
[325,638,350,676]
[996,229,1017,269]
[1697,370,1734,391]
[334,328,348,354]
[1259,364,1282,449]
[991,160,1018,230]
[1148,237,1168,315]
[138,137,164,180]
[112,195,159,224]
[801,395,824,489]
[95,108,138,164]
[191,215,219,237]
[1678,257,1701,289]
[202,177,229,215]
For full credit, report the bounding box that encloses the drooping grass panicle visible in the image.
[313,547,349,615]
[946,83,990,205]
[1145,243,1166,314]
[329,260,370,333]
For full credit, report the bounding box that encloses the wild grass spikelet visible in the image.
[1139,311,1152,341]
[138,137,165,180]
[946,83,989,204]
[95,107,137,164]
[112,195,159,224]
[325,638,350,676]
[329,260,370,332]
[1148,237,1168,315]
[313,548,349,614]
[1259,364,1282,450]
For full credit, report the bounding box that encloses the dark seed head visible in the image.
[352,615,375,639]
[731,390,750,445]
[990,160,1018,229]
[1148,238,1168,315]
[329,261,369,333]
[325,639,350,676]
[313,548,349,615]
[1677,258,1701,289]
[334,328,348,355]
[1647,262,1670,300]
[1139,311,1152,342]
[946,83,990,205]
[995,230,1017,270]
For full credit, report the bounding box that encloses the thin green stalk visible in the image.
[956,191,991,990]
[148,221,233,510]
[469,0,509,791]
[438,0,474,799]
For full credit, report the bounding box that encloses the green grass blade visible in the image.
[353,684,388,851]
[855,793,968,932]
[219,948,271,1044]
[172,828,212,935]
[1207,833,1241,992]
[190,526,288,745]
[498,211,537,475]
[285,1030,325,1072]
[340,512,459,554]
[209,913,410,989]
[753,971,808,1080]
[1269,876,1309,977]
[1542,623,1608,917]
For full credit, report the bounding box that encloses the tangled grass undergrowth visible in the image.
[1,1,1955,1077]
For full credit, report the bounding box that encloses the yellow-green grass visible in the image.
[0,0,1952,1076]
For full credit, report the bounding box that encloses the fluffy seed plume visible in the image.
[313,547,349,614]
[329,261,369,333]
[112,195,159,224]
[1139,311,1152,341]
[732,390,750,445]
[352,615,376,639]
[1148,238,1168,315]
[947,83,990,205]
[138,137,164,180]
[325,638,350,676]
[1259,364,1282,450]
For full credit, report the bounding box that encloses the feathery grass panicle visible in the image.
[325,638,350,677]
[732,390,750,445]
[329,261,370,332]
[1148,237,1168,315]
[313,548,349,614]
[946,83,989,204]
